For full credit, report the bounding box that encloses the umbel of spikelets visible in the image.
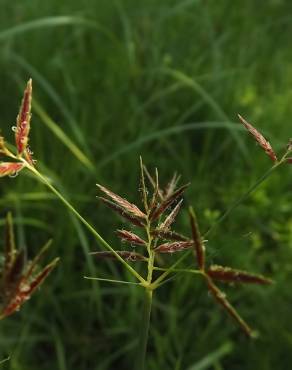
[92,159,273,337]
[0,213,59,319]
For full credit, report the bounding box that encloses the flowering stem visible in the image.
[24,162,146,285]
[136,288,153,370]
[135,218,155,370]
[152,159,286,286]
[204,161,282,237]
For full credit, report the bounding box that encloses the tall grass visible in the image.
[0,1,291,369]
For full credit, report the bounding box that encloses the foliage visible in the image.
[0,1,291,369]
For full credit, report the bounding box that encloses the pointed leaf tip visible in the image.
[238,114,277,162]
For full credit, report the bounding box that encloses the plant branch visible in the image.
[152,160,285,286]
[24,162,146,285]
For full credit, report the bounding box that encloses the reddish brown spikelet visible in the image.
[148,169,160,214]
[0,162,24,178]
[151,229,188,242]
[286,158,292,164]
[24,148,35,166]
[99,197,145,227]
[0,213,59,320]
[155,240,193,253]
[97,184,146,219]
[15,79,32,155]
[150,183,189,221]
[5,249,25,285]
[205,275,254,337]
[238,114,277,162]
[1,294,25,318]
[2,258,59,318]
[25,257,59,295]
[207,265,273,285]
[90,251,146,261]
[116,230,146,246]
[158,199,183,231]
[189,207,205,270]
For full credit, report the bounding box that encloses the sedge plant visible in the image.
[0,79,291,369]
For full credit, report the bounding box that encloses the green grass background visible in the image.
[0,0,291,369]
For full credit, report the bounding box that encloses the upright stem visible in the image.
[136,288,153,370]
[136,218,155,370]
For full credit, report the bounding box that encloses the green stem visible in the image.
[204,161,282,237]
[84,277,142,285]
[135,217,155,369]
[136,288,153,370]
[25,163,146,285]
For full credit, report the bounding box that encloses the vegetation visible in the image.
[0,1,291,369]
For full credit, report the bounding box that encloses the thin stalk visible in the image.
[84,277,142,285]
[152,160,285,287]
[136,218,155,370]
[153,267,201,275]
[24,162,146,285]
[136,288,153,370]
[204,161,282,237]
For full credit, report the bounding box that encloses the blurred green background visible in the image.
[0,0,291,369]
